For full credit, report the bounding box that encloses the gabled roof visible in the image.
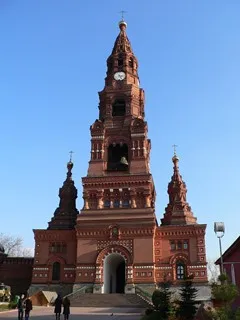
[215,235,240,265]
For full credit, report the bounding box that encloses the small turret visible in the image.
[161,150,197,225]
[48,153,78,230]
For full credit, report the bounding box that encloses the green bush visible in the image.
[8,302,17,309]
[209,274,240,320]
[152,289,162,309]
[176,275,198,320]
[145,308,154,315]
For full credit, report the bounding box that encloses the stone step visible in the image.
[69,293,150,308]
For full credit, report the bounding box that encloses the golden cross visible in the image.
[119,10,127,20]
[69,151,74,162]
[172,144,178,156]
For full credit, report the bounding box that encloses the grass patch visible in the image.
[0,304,9,312]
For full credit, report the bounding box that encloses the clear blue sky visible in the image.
[0,1,239,260]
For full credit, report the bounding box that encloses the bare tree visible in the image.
[0,233,33,257]
[207,258,220,283]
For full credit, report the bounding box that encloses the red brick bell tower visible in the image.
[75,20,156,294]
[30,20,209,298]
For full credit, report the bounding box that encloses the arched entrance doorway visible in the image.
[103,253,125,293]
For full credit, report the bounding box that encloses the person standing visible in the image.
[17,295,24,320]
[24,296,33,320]
[54,294,62,320]
[62,297,70,320]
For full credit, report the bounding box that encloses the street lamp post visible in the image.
[214,222,225,275]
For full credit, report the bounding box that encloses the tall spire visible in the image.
[99,20,142,122]
[48,155,78,230]
[111,20,133,54]
[161,152,197,225]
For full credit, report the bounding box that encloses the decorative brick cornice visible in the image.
[82,174,153,187]
[34,229,76,241]
[3,257,34,265]
[97,239,133,253]
[155,224,206,237]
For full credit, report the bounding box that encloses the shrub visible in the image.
[145,308,154,315]
[141,310,162,320]
[208,274,240,320]
[176,275,198,320]
[211,274,239,306]
[8,302,17,309]
[152,289,162,309]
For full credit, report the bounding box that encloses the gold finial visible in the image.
[69,150,74,162]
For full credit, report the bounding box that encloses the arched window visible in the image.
[129,57,134,69]
[176,261,185,280]
[170,241,176,251]
[122,200,130,208]
[183,240,188,250]
[177,241,182,250]
[112,99,126,117]
[104,200,110,208]
[107,143,128,171]
[118,54,123,68]
[113,200,120,208]
[52,261,61,281]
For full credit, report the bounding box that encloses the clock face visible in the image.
[114,71,126,81]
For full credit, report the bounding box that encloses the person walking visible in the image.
[17,295,25,320]
[62,297,70,320]
[54,294,62,320]
[24,296,33,320]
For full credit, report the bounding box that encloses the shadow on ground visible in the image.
[2,316,141,320]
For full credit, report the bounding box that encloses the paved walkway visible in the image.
[0,306,144,319]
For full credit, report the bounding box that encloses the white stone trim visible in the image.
[189,265,206,269]
[134,266,154,269]
[92,136,104,140]
[131,133,145,137]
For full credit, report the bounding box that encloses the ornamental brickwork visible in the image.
[30,20,207,296]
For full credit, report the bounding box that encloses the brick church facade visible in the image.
[30,20,208,296]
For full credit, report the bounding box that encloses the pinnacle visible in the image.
[47,159,78,230]
[111,22,133,55]
[161,155,197,225]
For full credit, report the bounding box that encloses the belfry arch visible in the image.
[107,143,128,171]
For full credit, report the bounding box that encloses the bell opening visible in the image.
[107,143,128,171]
